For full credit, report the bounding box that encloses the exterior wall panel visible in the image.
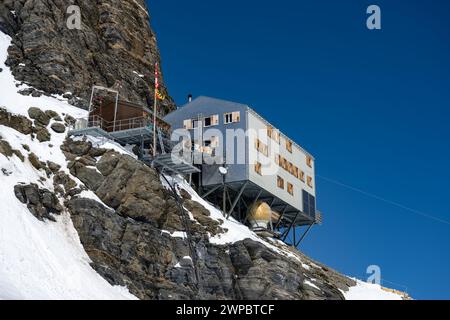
[164,97,249,186]
[164,96,316,215]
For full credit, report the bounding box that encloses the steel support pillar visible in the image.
[282,211,300,242]
[244,189,263,224]
[201,185,221,199]
[226,181,249,219]
[274,205,289,230]
[295,224,314,248]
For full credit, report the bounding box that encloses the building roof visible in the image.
[168,96,315,159]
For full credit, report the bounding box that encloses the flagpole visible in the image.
[153,63,158,158]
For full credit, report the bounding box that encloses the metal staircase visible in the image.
[159,172,201,292]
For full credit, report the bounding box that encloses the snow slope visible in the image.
[0,31,136,300]
[342,280,404,301]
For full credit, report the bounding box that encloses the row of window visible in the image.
[267,126,281,143]
[255,139,269,157]
[253,139,314,189]
[267,125,294,153]
[183,112,241,129]
[267,127,314,167]
[275,155,313,188]
[254,162,312,196]
[277,176,294,196]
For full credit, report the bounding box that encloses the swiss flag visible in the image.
[155,63,159,89]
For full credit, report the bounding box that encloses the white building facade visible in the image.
[164,96,319,230]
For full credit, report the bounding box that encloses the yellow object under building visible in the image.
[247,201,276,230]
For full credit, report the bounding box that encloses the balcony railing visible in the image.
[87,115,152,132]
[72,115,171,141]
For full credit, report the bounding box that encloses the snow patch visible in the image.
[165,175,306,264]
[73,135,136,158]
[342,280,404,301]
[304,279,321,291]
[0,30,137,300]
[161,230,188,240]
[0,32,86,120]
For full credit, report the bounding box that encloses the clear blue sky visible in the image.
[147,0,450,299]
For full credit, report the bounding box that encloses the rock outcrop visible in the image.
[0,0,175,114]
[0,107,33,135]
[60,138,356,300]
[14,183,63,221]
[1,104,358,300]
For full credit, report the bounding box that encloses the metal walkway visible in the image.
[68,122,199,176]
[146,153,200,176]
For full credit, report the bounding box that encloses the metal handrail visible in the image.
[85,115,171,140]
[88,115,148,131]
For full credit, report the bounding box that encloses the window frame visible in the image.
[255,138,269,157]
[286,140,293,153]
[299,170,305,182]
[183,119,193,130]
[203,114,219,128]
[277,176,285,189]
[306,156,313,168]
[287,182,294,195]
[224,111,241,124]
[307,176,314,188]
[254,162,262,175]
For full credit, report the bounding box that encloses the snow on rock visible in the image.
[342,280,404,301]
[0,30,136,300]
[0,148,136,300]
[0,33,86,120]
[165,174,407,301]
[161,230,188,240]
[304,279,321,291]
[165,175,307,264]
[74,135,137,158]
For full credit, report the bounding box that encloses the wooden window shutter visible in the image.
[277,176,284,189]
[255,162,262,175]
[183,119,192,129]
[307,176,313,188]
[307,156,313,168]
[267,126,273,138]
[286,140,293,153]
[212,114,219,125]
[300,170,305,182]
[287,183,294,195]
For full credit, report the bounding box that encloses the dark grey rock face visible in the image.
[28,107,50,126]
[50,122,66,133]
[14,183,63,221]
[0,107,33,135]
[60,138,355,300]
[0,0,175,114]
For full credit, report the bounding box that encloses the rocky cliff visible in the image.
[0,98,357,299]
[0,2,408,300]
[61,140,356,300]
[0,0,175,114]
